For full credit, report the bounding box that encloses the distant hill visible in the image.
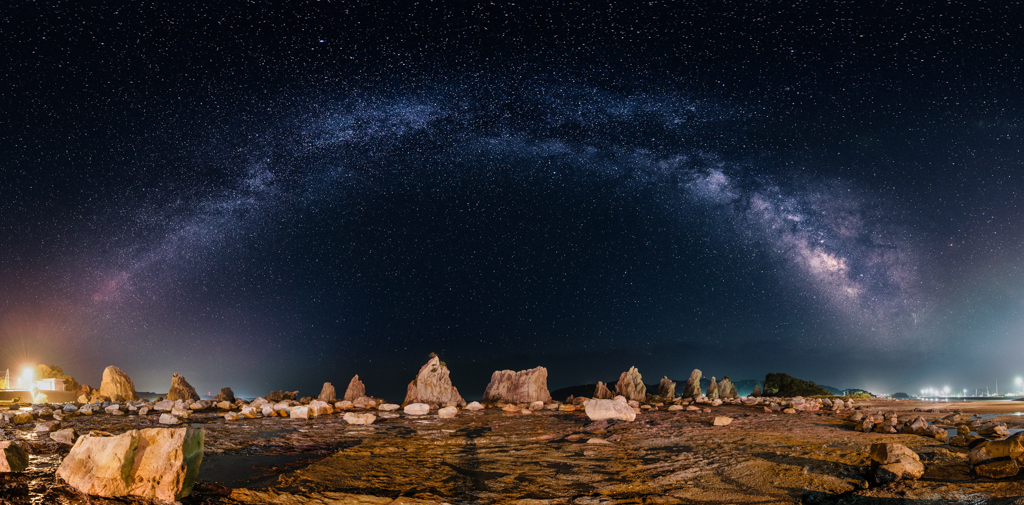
[819,385,843,396]
[762,373,832,397]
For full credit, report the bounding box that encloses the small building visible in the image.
[34,378,66,392]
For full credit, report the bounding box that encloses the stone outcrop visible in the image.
[0,441,28,472]
[318,382,337,403]
[583,398,636,422]
[213,388,235,403]
[481,367,552,404]
[593,381,613,400]
[719,377,738,399]
[751,384,762,397]
[403,355,466,407]
[969,438,1024,479]
[682,369,702,398]
[869,443,924,483]
[166,373,200,402]
[57,427,204,501]
[99,366,138,402]
[344,375,366,402]
[613,367,646,402]
[657,376,676,399]
[707,377,719,399]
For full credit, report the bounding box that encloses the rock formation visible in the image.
[481,367,552,404]
[657,376,676,399]
[318,382,337,403]
[719,377,738,399]
[751,384,762,397]
[682,369,702,398]
[869,443,924,483]
[583,397,636,422]
[344,375,365,401]
[99,366,139,402]
[613,367,646,402]
[213,388,235,402]
[404,355,466,407]
[166,373,200,402]
[57,427,204,501]
[707,377,719,399]
[0,441,28,472]
[969,438,1024,478]
[593,381,613,400]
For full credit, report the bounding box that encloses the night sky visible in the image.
[2,1,1023,400]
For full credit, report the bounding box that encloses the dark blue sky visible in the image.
[2,1,1023,400]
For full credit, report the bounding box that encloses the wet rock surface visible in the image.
[2,399,1024,503]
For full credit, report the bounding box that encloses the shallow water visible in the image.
[199,452,328,488]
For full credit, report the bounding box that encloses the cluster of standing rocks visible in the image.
[0,357,1019,501]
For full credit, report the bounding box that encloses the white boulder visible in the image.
[583,398,636,422]
[56,427,204,501]
[342,412,377,425]
[158,414,180,425]
[404,403,430,416]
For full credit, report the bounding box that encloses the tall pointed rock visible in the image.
[682,369,703,399]
[614,366,646,402]
[403,354,465,407]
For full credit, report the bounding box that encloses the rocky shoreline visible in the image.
[1,397,1024,503]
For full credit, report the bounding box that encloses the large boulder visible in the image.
[0,441,28,472]
[166,373,200,402]
[318,382,337,403]
[978,422,1011,438]
[481,367,552,404]
[969,438,1024,478]
[718,377,738,399]
[682,369,702,399]
[403,355,466,407]
[751,384,762,397]
[99,366,139,402]
[869,443,924,483]
[593,381,613,400]
[613,367,646,403]
[657,376,676,399]
[213,388,235,403]
[583,398,636,422]
[57,427,204,502]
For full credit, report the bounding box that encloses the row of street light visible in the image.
[919,377,1024,398]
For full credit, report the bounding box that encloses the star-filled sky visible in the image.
[2,1,1023,400]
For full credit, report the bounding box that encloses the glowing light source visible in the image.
[20,367,33,389]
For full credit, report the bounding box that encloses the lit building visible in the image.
[33,378,66,392]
